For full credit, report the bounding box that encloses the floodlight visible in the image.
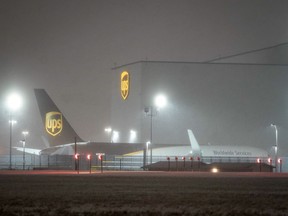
[6,93,23,112]
[22,131,29,136]
[104,127,112,133]
[154,94,167,109]
[129,130,137,142]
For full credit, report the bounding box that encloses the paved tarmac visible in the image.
[0,169,288,177]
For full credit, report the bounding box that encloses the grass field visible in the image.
[0,171,288,215]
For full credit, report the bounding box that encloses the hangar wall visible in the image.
[111,61,288,154]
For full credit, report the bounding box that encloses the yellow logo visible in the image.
[120,71,129,100]
[45,112,62,136]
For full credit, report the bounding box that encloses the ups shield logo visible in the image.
[45,112,62,136]
[120,71,129,100]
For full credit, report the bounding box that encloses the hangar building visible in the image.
[111,61,288,153]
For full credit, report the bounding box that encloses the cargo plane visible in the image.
[15,89,268,160]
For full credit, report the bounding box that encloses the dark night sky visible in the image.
[0,0,288,155]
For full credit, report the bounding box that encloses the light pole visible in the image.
[6,92,23,170]
[145,94,167,165]
[22,131,29,170]
[144,106,154,165]
[271,124,278,172]
[8,120,17,169]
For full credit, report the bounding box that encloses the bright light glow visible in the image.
[146,141,151,149]
[129,130,137,143]
[104,127,112,133]
[9,120,17,125]
[6,93,23,112]
[278,158,282,164]
[211,168,219,173]
[22,131,29,136]
[154,94,167,109]
[112,131,119,142]
[87,154,91,160]
[146,141,151,152]
[268,158,272,163]
[21,140,25,147]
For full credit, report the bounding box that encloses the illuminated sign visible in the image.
[45,111,62,136]
[120,71,129,100]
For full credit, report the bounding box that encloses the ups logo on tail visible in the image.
[45,112,62,136]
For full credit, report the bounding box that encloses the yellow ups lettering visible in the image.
[47,119,62,132]
[45,112,63,136]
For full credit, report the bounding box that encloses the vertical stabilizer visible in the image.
[34,89,84,147]
[187,129,201,156]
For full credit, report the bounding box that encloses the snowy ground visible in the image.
[0,171,287,215]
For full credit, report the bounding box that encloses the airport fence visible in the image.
[0,154,287,172]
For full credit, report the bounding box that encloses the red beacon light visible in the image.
[182,157,186,161]
[278,158,282,164]
[189,157,193,161]
[268,158,272,164]
[257,158,261,163]
[75,153,79,160]
[87,154,91,160]
[98,154,103,160]
[167,157,170,161]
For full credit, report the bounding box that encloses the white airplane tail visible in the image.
[187,129,201,156]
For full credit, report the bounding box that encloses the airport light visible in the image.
[278,158,283,173]
[270,124,278,172]
[146,141,151,151]
[6,92,23,170]
[87,154,91,174]
[129,130,137,143]
[182,157,186,168]
[104,127,112,142]
[98,154,103,160]
[268,158,272,165]
[145,94,168,165]
[22,131,29,170]
[190,157,193,170]
[8,119,17,170]
[104,127,112,133]
[74,153,80,174]
[154,94,167,110]
[167,157,170,171]
[6,93,23,112]
[112,131,119,143]
[145,141,150,166]
[257,158,262,172]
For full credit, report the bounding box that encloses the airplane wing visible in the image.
[14,147,41,155]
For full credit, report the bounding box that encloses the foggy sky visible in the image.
[1,0,288,155]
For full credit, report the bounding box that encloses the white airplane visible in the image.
[128,129,268,159]
[15,89,269,160]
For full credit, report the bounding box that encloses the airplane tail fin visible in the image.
[34,89,84,147]
[187,129,201,156]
